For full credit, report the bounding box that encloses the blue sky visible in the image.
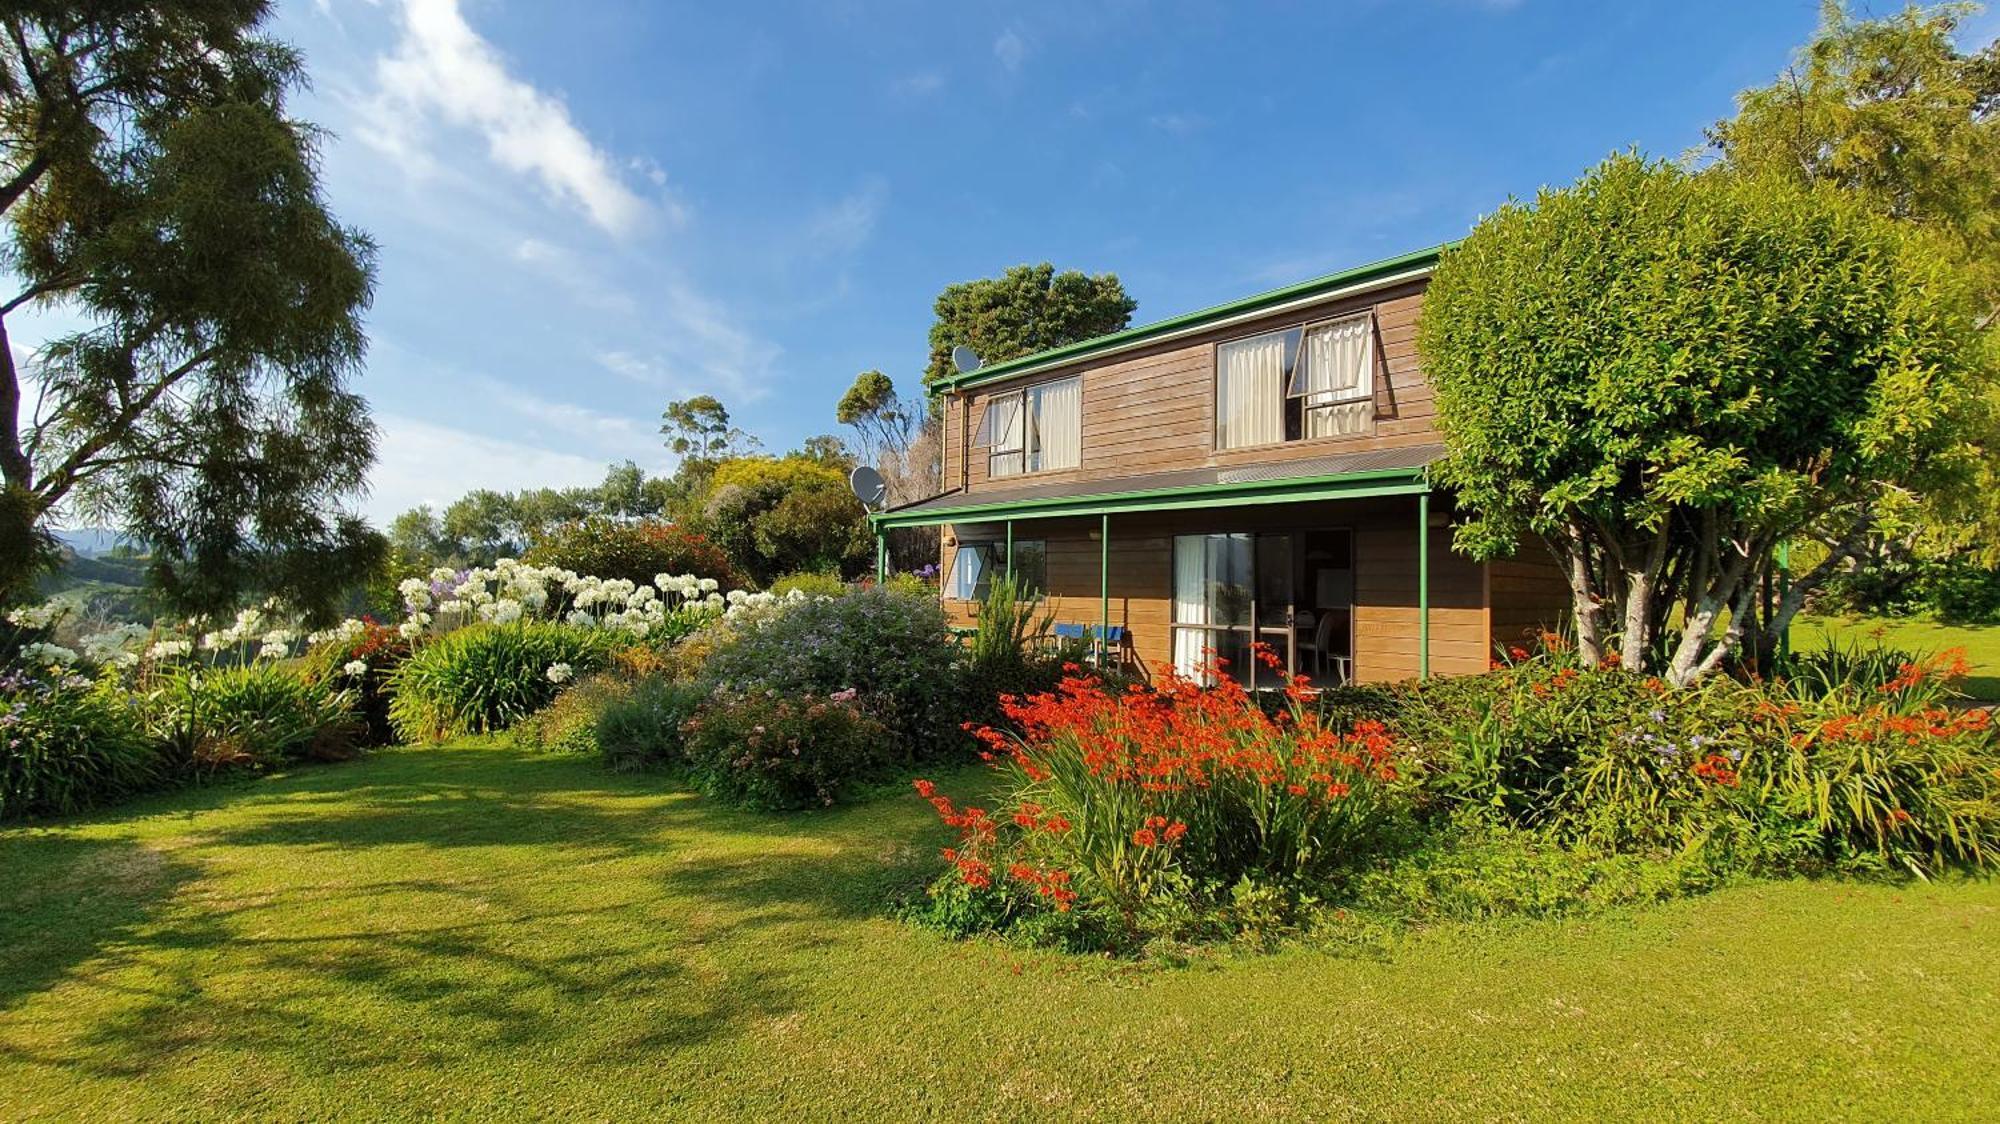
[224,0,1988,522]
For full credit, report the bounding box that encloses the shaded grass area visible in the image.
[3,744,1998,1119]
[1794,612,2000,701]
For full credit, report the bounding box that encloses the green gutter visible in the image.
[869,466,1430,530]
[929,244,1448,397]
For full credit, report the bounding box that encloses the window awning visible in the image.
[869,443,1440,529]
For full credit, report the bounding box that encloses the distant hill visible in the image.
[54,527,141,558]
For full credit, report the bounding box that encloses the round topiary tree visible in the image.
[1417,152,1993,685]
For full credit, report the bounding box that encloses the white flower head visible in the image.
[342,659,369,678]
[546,662,574,684]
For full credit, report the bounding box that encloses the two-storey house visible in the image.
[869,246,1570,687]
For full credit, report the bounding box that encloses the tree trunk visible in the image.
[1561,520,1605,664]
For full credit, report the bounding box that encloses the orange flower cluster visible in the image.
[1006,862,1078,910]
[1813,705,1991,747]
[1881,649,1973,694]
[1691,752,1739,787]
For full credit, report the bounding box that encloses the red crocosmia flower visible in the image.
[1131,827,1159,847]
[1163,821,1187,842]
[913,778,936,798]
[1507,645,1530,662]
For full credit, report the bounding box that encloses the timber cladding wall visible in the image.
[945,278,1434,491]
[940,496,1487,684]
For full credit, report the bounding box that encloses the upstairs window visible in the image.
[975,376,1081,477]
[1215,313,1377,450]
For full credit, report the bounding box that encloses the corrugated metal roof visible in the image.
[880,443,1443,519]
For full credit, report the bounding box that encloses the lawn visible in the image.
[1793,612,2000,701]
[3,745,1998,1121]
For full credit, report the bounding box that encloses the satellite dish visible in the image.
[951,345,982,374]
[849,465,888,510]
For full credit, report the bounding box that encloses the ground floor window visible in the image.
[1171,529,1352,686]
[947,538,1047,601]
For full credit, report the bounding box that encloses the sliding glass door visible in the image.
[1171,532,1293,686]
[1172,529,1353,687]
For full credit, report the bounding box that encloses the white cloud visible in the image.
[804,181,887,257]
[363,413,619,521]
[366,0,659,235]
[1147,112,1206,136]
[993,28,1027,72]
[475,380,664,465]
[891,71,945,97]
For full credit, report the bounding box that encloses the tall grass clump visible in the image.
[389,622,615,742]
[144,663,364,772]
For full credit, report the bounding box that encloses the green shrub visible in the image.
[596,676,707,772]
[299,621,411,746]
[769,571,847,599]
[145,663,363,770]
[388,622,615,742]
[522,517,744,592]
[1,668,163,820]
[1772,638,1961,704]
[516,673,631,755]
[1743,685,2000,876]
[699,586,964,762]
[683,688,890,810]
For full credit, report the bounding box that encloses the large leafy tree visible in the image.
[1418,153,1991,685]
[0,1,381,614]
[922,263,1136,392]
[1706,1,2000,306]
[1707,1,2000,576]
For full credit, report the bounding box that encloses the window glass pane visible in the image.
[976,394,1024,450]
[1294,316,1376,439]
[949,543,987,600]
[1027,377,1081,471]
[1216,330,1297,449]
[1010,540,1047,594]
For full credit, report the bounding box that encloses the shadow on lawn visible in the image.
[0,833,201,1015]
[1,743,938,1078]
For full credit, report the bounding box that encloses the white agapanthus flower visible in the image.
[148,639,194,660]
[256,641,288,661]
[565,609,593,628]
[342,659,369,678]
[397,620,423,639]
[6,600,65,629]
[546,662,574,684]
[697,577,720,594]
[22,642,77,665]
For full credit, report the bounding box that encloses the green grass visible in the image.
[4,745,1998,1120]
[1794,612,2000,701]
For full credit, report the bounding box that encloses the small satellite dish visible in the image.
[951,345,982,374]
[849,465,888,510]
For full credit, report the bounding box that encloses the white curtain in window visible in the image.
[1216,333,1284,449]
[949,545,984,599]
[1030,377,1081,471]
[982,394,1025,477]
[1297,316,1375,438]
[1172,535,1210,680]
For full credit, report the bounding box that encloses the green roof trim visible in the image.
[927,243,1449,396]
[869,465,1430,529]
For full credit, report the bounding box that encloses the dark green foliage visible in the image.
[388,624,615,742]
[144,663,363,771]
[298,621,410,746]
[1,669,162,820]
[768,572,848,599]
[595,676,708,773]
[923,263,1137,391]
[697,456,869,586]
[522,517,742,592]
[682,688,890,810]
[0,4,383,617]
[698,586,964,762]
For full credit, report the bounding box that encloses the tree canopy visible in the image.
[0,1,381,617]
[922,263,1136,391]
[1418,152,1992,684]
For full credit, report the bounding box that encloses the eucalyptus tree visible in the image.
[0,1,379,614]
